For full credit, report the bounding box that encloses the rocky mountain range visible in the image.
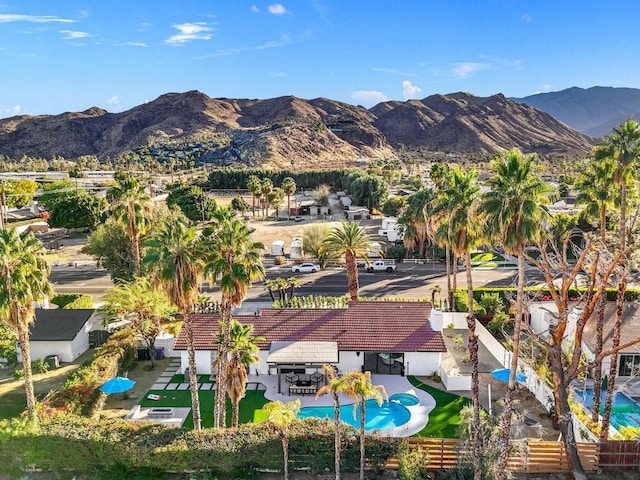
[0,90,597,168]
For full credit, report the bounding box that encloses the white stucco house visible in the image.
[173,301,446,391]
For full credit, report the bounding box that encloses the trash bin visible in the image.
[137,348,150,360]
[155,347,165,360]
[45,355,59,369]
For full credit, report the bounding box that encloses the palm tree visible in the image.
[342,371,387,480]
[220,320,263,428]
[0,228,52,427]
[260,178,274,219]
[481,149,551,480]
[264,399,301,480]
[316,365,349,480]
[575,154,618,423]
[247,175,262,217]
[107,174,151,275]
[281,177,296,220]
[321,221,374,301]
[286,276,301,302]
[203,210,265,428]
[442,166,483,480]
[143,218,205,430]
[596,119,640,438]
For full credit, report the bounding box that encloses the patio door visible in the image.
[363,352,404,375]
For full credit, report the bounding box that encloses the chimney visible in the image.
[430,308,443,332]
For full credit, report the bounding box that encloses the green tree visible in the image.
[246,175,262,217]
[264,399,301,480]
[397,189,435,260]
[342,371,387,480]
[0,324,17,364]
[143,218,205,430]
[203,209,265,428]
[350,174,388,212]
[302,223,333,267]
[321,221,374,301]
[48,191,107,230]
[220,320,263,428]
[4,179,38,208]
[99,277,176,369]
[166,184,217,223]
[259,178,274,219]
[84,217,135,282]
[230,195,250,215]
[37,180,78,211]
[281,177,296,220]
[0,228,53,427]
[481,149,551,480]
[268,187,285,218]
[382,196,406,217]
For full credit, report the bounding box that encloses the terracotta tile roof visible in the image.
[173,301,445,353]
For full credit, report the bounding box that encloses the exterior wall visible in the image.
[404,352,441,376]
[439,365,472,390]
[180,351,213,375]
[29,341,74,363]
[155,334,180,358]
[338,351,363,373]
[70,324,91,361]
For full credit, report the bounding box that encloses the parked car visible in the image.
[294,216,303,222]
[291,262,321,273]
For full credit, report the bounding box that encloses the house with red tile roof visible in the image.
[173,301,446,384]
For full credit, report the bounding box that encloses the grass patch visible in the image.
[168,374,211,384]
[473,262,517,269]
[140,388,269,429]
[0,393,26,420]
[408,376,471,438]
[470,252,505,262]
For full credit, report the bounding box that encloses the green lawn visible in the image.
[140,387,269,429]
[470,252,506,262]
[408,376,471,438]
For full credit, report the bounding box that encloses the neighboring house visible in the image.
[173,301,446,389]
[18,309,97,363]
[344,206,369,220]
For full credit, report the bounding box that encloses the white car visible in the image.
[291,263,321,273]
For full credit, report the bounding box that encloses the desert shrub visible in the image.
[397,440,430,480]
[50,293,94,309]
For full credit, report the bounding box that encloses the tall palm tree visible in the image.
[596,119,640,438]
[203,210,265,428]
[220,320,263,428]
[260,178,274,219]
[107,174,151,275]
[316,365,349,480]
[342,371,387,480]
[247,175,262,217]
[281,177,296,220]
[575,154,618,423]
[481,149,551,480]
[0,228,52,427]
[264,399,301,480]
[143,218,205,430]
[321,221,374,301]
[442,166,483,480]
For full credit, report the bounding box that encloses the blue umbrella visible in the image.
[492,368,527,384]
[99,376,136,394]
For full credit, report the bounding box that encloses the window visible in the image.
[618,354,640,377]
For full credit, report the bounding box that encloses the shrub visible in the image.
[32,358,49,374]
[397,440,430,480]
[50,293,94,309]
[12,369,24,380]
[386,244,406,261]
[486,312,513,337]
[454,291,484,315]
[478,292,504,314]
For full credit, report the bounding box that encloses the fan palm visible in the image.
[281,177,296,220]
[0,228,52,427]
[143,218,205,430]
[264,399,301,480]
[481,149,551,479]
[321,221,374,301]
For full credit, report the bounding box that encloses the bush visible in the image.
[454,291,484,315]
[486,312,513,337]
[50,293,94,309]
[32,358,49,374]
[386,244,406,261]
[478,292,504,314]
[12,369,24,380]
[397,440,430,480]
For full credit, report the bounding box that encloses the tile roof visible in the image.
[174,301,445,353]
[30,309,95,341]
[582,302,640,354]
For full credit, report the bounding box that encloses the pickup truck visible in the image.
[366,259,396,273]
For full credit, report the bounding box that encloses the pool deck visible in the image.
[249,373,436,437]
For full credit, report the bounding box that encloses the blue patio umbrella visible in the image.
[99,376,136,394]
[491,368,527,384]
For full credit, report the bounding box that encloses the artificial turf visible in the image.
[407,376,471,438]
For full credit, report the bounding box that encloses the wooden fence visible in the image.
[600,441,640,470]
[385,438,600,474]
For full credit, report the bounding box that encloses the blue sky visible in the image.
[0,1,638,119]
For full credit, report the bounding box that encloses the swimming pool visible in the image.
[389,393,420,406]
[575,388,640,430]
[298,398,411,431]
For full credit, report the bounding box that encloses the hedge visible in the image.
[50,293,94,309]
[0,414,398,477]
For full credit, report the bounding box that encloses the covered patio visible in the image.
[267,340,338,394]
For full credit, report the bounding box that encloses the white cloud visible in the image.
[3,105,23,116]
[59,30,90,40]
[107,96,120,106]
[268,4,287,15]
[0,14,75,23]
[520,13,533,23]
[165,22,214,45]
[402,80,421,100]
[251,5,259,13]
[452,62,489,79]
[351,90,388,105]
[119,42,147,47]
[198,34,291,58]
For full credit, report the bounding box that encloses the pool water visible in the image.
[299,398,411,430]
[389,393,420,406]
[576,389,640,430]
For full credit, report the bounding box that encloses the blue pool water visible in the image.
[389,393,420,406]
[576,389,640,430]
[299,398,411,430]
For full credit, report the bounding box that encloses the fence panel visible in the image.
[600,441,640,470]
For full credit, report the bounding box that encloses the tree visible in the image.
[143,218,205,430]
[259,178,274,219]
[99,277,176,369]
[264,399,301,480]
[166,184,217,223]
[230,195,250,216]
[48,191,108,230]
[107,174,151,276]
[321,221,374,301]
[316,365,349,480]
[0,228,53,427]
[220,320,263,428]
[84,217,136,282]
[382,196,406,217]
[281,177,296,220]
[268,187,285,218]
[3,179,38,208]
[246,175,262,217]
[37,180,78,211]
[397,189,436,261]
[203,209,265,428]
[481,149,551,480]
[350,174,389,212]
[342,371,387,480]
[302,223,334,267]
